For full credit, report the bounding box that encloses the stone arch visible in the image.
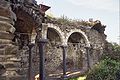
[66,29,90,71]
[43,24,64,75]
[42,23,65,45]
[66,29,90,46]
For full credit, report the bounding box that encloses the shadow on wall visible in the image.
[0,64,6,75]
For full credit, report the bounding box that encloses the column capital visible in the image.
[28,43,35,49]
[60,45,68,48]
[85,46,91,49]
[37,38,48,43]
[42,23,48,27]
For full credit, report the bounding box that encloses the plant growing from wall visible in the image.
[86,43,120,80]
[46,15,98,27]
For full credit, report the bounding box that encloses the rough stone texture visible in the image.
[0,0,107,80]
[30,22,106,79]
[40,22,106,79]
[0,0,27,80]
[86,23,106,68]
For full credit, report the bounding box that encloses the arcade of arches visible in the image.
[0,0,107,80]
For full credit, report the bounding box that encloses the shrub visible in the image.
[86,43,120,80]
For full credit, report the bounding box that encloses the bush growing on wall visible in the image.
[86,43,120,80]
[86,58,120,80]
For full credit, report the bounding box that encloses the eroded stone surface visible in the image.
[0,0,107,80]
[0,1,18,80]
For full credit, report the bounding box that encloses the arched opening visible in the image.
[45,28,63,77]
[47,28,61,45]
[68,32,86,43]
[67,32,86,72]
[13,8,36,48]
[11,7,38,80]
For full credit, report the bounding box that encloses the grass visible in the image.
[78,76,86,80]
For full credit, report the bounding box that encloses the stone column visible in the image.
[61,45,67,79]
[37,39,48,80]
[85,46,91,69]
[28,43,34,80]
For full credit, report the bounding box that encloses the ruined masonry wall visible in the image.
[0,0,106,79]
[0,1,27,80]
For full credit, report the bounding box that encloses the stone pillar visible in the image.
[61,45,67,79]
[37,39,48,80]
[28,43,35,80]
[85,47,91,69]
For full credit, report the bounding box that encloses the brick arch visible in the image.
[42,23,65,45]
[66,29,90,47]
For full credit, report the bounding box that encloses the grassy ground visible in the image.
[77,76,86,80]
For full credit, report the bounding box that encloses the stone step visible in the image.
[0,31,14,40]
[0,75,28,80]
[35,76,62,80]
[0,21,15,33]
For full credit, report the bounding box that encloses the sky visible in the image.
[36,0,119,44]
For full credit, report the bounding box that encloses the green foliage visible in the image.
[56,16,72,25]
[86,43,120,80]
[102,42,120,61]
[86,58,120,80]
[46,15,95,27]
[111,43,120,53]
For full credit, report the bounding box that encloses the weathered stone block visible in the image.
[0,16,14,25]
[0,31,14,40]
[0,21,15,33]
[0,39,12,44]
[0,76,6,80]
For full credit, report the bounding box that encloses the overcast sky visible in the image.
[36,0,119,44]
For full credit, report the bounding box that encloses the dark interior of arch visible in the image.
[13,8,35,48]
[68,32,85,43]
[47,28,61,45]
[67,32,85,71]
[45,28,63,75]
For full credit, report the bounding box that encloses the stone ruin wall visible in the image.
[0,0,107,80]
[41,22,106,77]
[0,1,19,80]
[0,0,43,80]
